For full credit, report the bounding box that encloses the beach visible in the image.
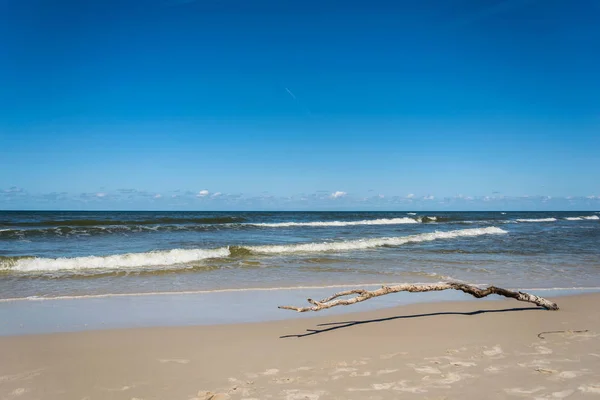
[3,0,598,397]
[1,292,599,400]
[2,211,599,398]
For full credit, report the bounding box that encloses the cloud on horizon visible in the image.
[2,187,600,211]
[330,191,347,199]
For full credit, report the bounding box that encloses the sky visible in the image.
[0,0,599,211]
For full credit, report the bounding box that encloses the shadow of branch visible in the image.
[280,307,542,338]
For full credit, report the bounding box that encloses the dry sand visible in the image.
[1,293,599,400]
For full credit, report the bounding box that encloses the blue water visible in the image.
[1,211,599,299]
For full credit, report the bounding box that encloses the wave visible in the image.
[4,248,230,272]
[248,217,420,227]
[565,216,598,221]
[1,216,246,227]
[0,223,247,239]
[515,218,557,222]
[245,227,506,254]
[0,216,438,237]
[1,227,507,273]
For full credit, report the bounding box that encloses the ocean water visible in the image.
[1,211,599,300]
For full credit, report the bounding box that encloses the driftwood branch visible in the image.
[279,282,559,312]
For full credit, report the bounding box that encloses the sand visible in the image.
[1,293,599,399]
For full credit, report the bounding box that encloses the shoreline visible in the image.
[2,285,599,337]
[1,293,599,399]
[4,283,600,303]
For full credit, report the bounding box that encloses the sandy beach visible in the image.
[1,293,599,400]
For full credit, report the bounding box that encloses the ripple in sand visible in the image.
[410,365,441,374]
[483,345,504,357]
[281,389,325,400]
[579,385,600,394]
[504,386,545,395]
[262,369,279,376]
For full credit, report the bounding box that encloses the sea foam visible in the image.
[565,216,599,221]
[9,248,231,272]
[5,227,507,272]
[248,217,419,227]
[247,227,506,254]
[515,218,557,223]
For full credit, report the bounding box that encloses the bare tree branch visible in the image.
[279,282,559,312]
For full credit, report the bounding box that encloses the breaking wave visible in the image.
[245,227,506,254]
[248,217,420,227]
[515,218,558,223]
[516,216,597,223]
[562,216,598,221]
[1,227,507,273]
[2,248,231,272]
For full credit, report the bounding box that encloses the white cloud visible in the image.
[378,194,385,198]
[96,192,107,198]
[330,191,347,199]
[154,194,162,199]
[587,195,597,199]
[423,195,435,200]
[211,192,222,198]
[197,190,210,197]
[3,186,24,193]
[406,193,415,199]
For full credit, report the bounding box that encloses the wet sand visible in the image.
[1,293,599,399]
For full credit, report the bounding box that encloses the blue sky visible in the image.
[1,0,598,210]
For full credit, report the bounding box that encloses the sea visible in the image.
[1,210,599,302]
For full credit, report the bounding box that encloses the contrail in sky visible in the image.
[285,87,297,100]
[284,87,313,117]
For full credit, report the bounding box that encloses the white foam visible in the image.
[248,217,419,227]
[565,215,599,221]
[515,218,557,222]
[247,227,507,254]
[10,248,231,272]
